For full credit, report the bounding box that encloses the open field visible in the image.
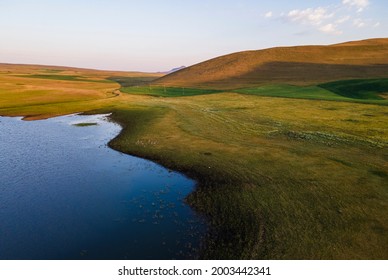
[106,94,388,259]
[1,56,387,259]
[319,78,388,100]
[122,78,388,105]
[121,86,222,97]
[234,80,388,105]
[0,63,161,119]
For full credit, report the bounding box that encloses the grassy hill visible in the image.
[153,38,388,89]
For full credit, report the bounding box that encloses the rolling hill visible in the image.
[0,63,162,80]
[153,38,388,89]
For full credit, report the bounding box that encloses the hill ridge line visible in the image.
[153,38,388,89]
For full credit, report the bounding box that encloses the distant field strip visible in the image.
[319,78,388,100]
[234,83,388,105]
[108,76,160,87]
[17,74,114,83]
[120,86,223,97]
[118,78,388,105]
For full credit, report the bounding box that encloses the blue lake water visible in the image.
[0,114,206,259]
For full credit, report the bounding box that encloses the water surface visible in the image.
[0,114,205,259]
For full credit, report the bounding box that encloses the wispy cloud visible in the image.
[264,11,273,18]
[287,7,333,26]
[336,15,351,24]
[284,6,340,35]
[353,18,366,27]
[265,0,377,36]
[342,0,370,12]
[320,24,342,35]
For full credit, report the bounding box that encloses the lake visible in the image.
[0,114,206,259]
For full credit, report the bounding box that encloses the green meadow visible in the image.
[118,78,388,105]
[0,63,387,259]
[319,78,388,100]
[121,85,222,97]
[20,74,115,83]
[107,92,388,259]
[235,79,388,105]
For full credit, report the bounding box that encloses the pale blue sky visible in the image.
[0,0,386,71]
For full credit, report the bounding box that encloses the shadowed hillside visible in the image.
[153,38,388,89]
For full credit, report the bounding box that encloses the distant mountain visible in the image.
[165,66,186,74]
[153,38,388,89]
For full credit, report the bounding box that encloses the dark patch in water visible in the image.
[73,122,98,127]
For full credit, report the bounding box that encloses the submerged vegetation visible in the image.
[73,122,98,127]
[121,86,222,97]
[1,46,387,260]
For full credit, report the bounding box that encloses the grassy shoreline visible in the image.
[3,104,387,259]
[101,99,388,259]
[1,65,387,259]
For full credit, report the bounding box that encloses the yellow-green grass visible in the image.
[1,64,387,259]
[0,74,117,119]
[234,83,388,105]
[121,86,222,97]
[105,94,388,259]
[119,79,388,105]
[0,64,161,119]
[108,76,163,87]
[18,74,115,83]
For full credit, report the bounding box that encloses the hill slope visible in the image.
[0,63,162,79]
[153,38,388,89]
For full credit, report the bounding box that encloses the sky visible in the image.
[0,0,386,72]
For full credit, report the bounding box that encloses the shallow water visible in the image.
[0,114,205,259]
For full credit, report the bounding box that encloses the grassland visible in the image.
[107,94,388,259]
[319,78,388,100]
[234,81,388,105]
[20,74,115,83]
[121,86,222,97]
[1,59,387,259]
[120,78,388,105]
[0,63,161,119]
